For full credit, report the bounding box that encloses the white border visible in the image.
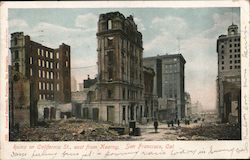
[1,1,249,159]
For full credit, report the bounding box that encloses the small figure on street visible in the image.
[154,119,158,133]
[177,119,180,126]
[171,120,174,127]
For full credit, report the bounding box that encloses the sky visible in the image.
[8,7,240,111]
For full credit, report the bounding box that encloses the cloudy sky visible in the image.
[8,7,240,110]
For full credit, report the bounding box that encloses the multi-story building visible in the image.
[95,12,145,124]
[9,32,71,126]
[143,66,157,122]
[217,24,241,123]
[143,54,186,120]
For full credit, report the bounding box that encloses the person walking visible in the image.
[177,119,180,127]
[153,119,159,133]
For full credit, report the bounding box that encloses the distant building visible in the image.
[71,76,77,92]
[185,92,192,117]
[84,75,97,88]
[78,83,84,91]
[9,32,71,126]
[143,54,186,120]
[216,24,241,123]
[94,11,145,124]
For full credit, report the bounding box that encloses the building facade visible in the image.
[216,24,241,123]
[143,66,157,122]
[143,54,186,120]
[9,32,71,126]
[95,12,145,124]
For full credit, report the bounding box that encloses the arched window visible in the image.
[108,19,112,30]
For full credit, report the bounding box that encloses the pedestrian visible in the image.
[153,119,158,133]
[171,120,174,127]
[177,119,180,126]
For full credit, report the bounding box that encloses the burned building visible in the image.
[143,54,186,120]
[143,66,157,122]
[9,32,71,126]
[95,12,145,124]
[216,24,241,123]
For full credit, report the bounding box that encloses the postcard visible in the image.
[0,0,249,159]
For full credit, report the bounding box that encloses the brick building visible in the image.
[95,12,145,124]
[216,24,241,123]
[9,32,71,126]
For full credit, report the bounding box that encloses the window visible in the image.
[234,55,237,58]
[57,72,60,79]
[222,61,224,64]
[39,82,41,90]
[108,90,112,98]
[39,70,41,77]
[230,60,232,64]
[234,44,237,47]
[14,50,19,59]
[221,50,224,54]
[42,60,45,67]
[50,52,53,59]
[238,43,240,47]
[222,66,224,70]
[221,45,224,48]
[230,49,232,53]
[108,68,113,80]
[50,62,53,69]
[65,51,69,57]
[46,51,48,57]
[50,72,53,79]
[14,63,19,72]
[43,71,45,78]
[56,52,59,59]
[230,55,232,58]
[56,84,59,91]
[229,44,232,47]
[41,49,44,56]
[46,61,49,68]
[238,49,240,52]
[56,63,59,69]
[38,48,40,55]
[235,60,237,63]
[222,56,224,59]
[108,20,112,30]
[47,71,49,79]
[38,59,41,66]
[30,68,33,76]
[65,61,68,67]
[39,94,42,100]
[47,83,49,90]
[30,57,33,64]
[238,54,240,58]
[230,66,232,69]
[107,51,114,65]
[122,106,126,120]
[43,82,45,90]
[51,83,53,91]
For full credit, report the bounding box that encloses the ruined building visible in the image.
[9,32,71,126]
[95,12,145,124]
[143,54,186,120]
[217,24,241,123]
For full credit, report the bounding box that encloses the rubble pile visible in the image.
[10,119,131,141]
[179,123,241,140]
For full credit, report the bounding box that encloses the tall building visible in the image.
[144,54,186,120]
[9,32,71,126]
[217,24,241,123]
[96,12,144,124]
[71,76,77,92]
